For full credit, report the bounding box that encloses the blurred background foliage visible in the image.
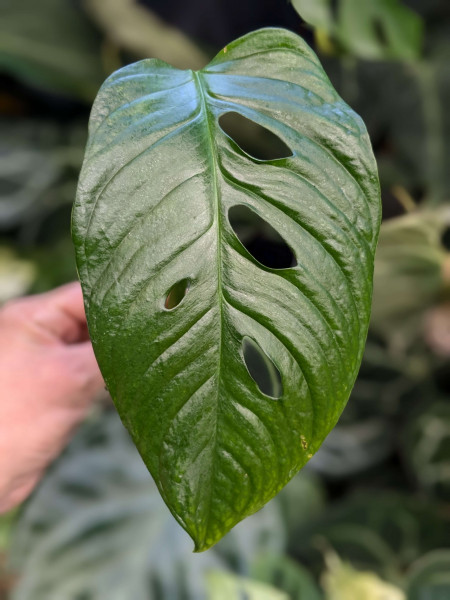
[0,0,449,598]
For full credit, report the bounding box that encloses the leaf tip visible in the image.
[192,535,218,553]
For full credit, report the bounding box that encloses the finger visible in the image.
[64,341,105,402]
[12,282,91,344]
[43,282,91,343]
[38,281,87,324]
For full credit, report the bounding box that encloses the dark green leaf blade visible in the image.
[72,27,381,551]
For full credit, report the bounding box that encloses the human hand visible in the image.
[0,282,104,513]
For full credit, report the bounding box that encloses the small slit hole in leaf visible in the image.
[441,226,450,251]
[219,111,293,161]
[229,205,297,269]
[164,278,190,310]
[242,336,282,399]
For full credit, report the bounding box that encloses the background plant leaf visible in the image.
[84,0,210,70]
[10,408,322,600]
[338,0,423,61]
[402,401,450,501]
[206,571,289,600]
[290,492,450,580]
[250,553,323,599]
[291,0,333,30]
[322,554,405,600]
[371,208,449,352]
[406,550,450,600]
[0,0,105,101]
[292,0,424,61]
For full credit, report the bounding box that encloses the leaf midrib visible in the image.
[192,70,224,547]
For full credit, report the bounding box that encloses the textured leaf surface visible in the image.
[72,27,381,550]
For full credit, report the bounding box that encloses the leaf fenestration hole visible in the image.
[229,205,297,269]
[219,111,293,161]
[164,278,190,310]
[242,336,282,399]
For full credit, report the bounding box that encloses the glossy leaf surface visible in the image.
[72,27,381,550]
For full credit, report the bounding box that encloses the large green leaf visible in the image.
[72,27,381,550]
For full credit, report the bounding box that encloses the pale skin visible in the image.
[0,282,104,513]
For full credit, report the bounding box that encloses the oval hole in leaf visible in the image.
[242,336,282,399]
[441,226,450,251]
[164,278,190,310]
[229,204,297,269]
[219,111,293,161]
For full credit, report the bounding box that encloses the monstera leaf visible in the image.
[72,27,381,550]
